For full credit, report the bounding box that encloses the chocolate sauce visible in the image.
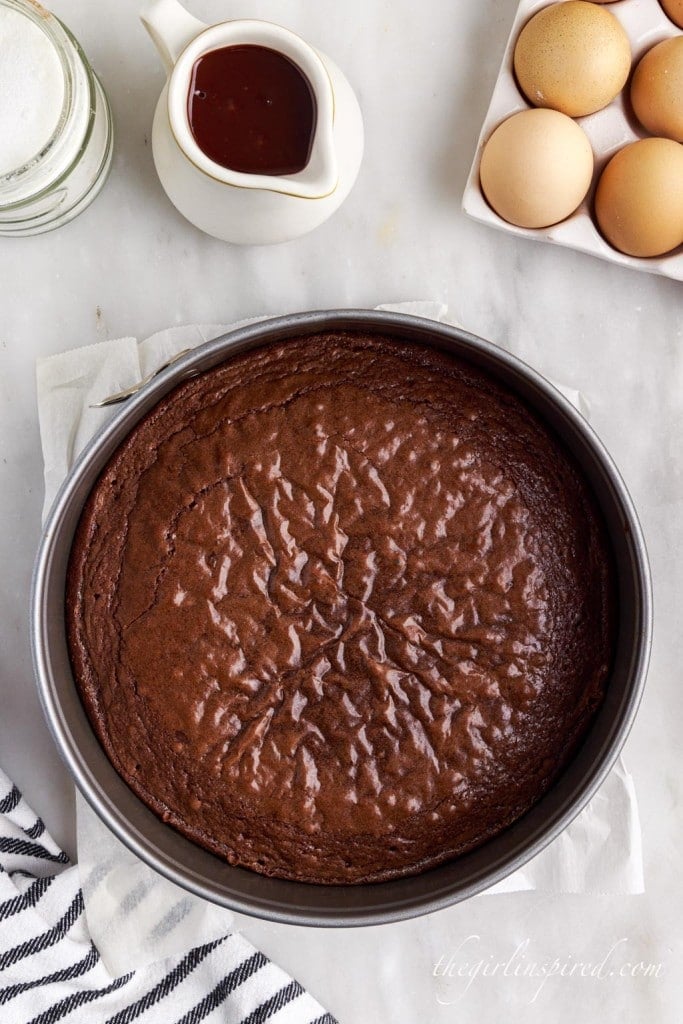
[187,45,316,175]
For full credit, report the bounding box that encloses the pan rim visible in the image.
[30,308,653,926]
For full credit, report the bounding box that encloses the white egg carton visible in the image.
[462,0,683,281]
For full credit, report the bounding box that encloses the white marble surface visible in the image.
[0,0,680,1020]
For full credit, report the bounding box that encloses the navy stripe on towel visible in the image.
[0,786,21,815]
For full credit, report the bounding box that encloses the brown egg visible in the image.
[480,109,594,229]
[631,37,683,143]
[661,0,683,30]
[514,1,632,117]
[595,138,683,257]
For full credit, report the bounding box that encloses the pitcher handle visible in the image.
[140,0,207,73]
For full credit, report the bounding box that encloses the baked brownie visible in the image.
[66,332,615,884]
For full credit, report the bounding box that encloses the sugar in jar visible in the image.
[0,0,113,235]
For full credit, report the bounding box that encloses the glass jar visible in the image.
[0,0,114,236]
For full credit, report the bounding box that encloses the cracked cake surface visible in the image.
[66,331,615,884]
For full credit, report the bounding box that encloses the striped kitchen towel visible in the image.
[0,769,336,1024]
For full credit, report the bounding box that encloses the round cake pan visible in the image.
[31,310,652,926]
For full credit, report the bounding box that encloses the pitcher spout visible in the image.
[284,68,338,200]
[268,44,338,200]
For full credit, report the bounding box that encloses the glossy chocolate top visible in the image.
[67,332,614,884]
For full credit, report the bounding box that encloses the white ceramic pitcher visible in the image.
[141,0,364,244]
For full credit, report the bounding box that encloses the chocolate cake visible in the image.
[66,331,615,884]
